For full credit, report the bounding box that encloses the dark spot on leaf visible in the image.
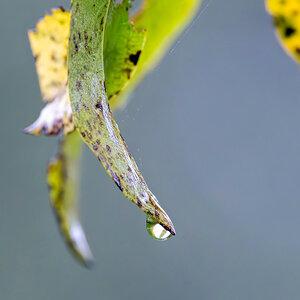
[124,68,131,79]
[95,102,103,111]
[84,32,88,49]
[285,26,296,37]
[111,172,123,191]
[106,145,111,153]
[76,80,82,90]
[129,50,141,66]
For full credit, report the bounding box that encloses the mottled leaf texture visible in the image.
[47,131,93,266]
[266,0,300,63]
[68,0,175,235]
[28,8,70,102]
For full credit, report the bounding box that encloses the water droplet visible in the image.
[146,217,173,241]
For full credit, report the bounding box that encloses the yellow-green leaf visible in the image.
[47,131,93,267]
[68,0,176,235]
[110,0,202,109]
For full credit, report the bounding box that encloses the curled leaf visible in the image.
[47,131,93,267]
[68,0,175,235]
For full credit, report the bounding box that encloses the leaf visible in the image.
[26,1,147,264]
[266,0,300,63]
[27,0,202,265]
[26,8,73,136]
[68,0,175,235]
[110,0,202,109]
[28,8,70,102]
[47,131,93,267]
[26,2,145,136]
[104,0,146,98]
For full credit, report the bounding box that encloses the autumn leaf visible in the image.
[266,0,300,63]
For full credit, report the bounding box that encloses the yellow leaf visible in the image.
[28,8,70,102]
[266,0,300,63]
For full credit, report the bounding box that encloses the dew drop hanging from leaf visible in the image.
[146,216,173,241]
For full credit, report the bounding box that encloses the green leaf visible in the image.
[111,0,202,109]
[104,0,146,99]
[68,0,175,236]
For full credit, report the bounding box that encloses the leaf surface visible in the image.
[68,0,175,235]
[110,0,202,108]
[266,0,300,63]
[47,131,93,266]
[28,8,70,102]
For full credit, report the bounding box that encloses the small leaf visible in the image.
[266,0,300,63]
[28,8,70,102]
[47,131,93,267]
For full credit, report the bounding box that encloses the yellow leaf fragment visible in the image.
[26,8,73,136]
[28,7,70,102]
[47,131,93,267]
[266,0,300,63]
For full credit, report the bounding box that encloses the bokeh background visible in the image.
[2,0,300,299]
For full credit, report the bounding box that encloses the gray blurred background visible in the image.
[2,0,300,299]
